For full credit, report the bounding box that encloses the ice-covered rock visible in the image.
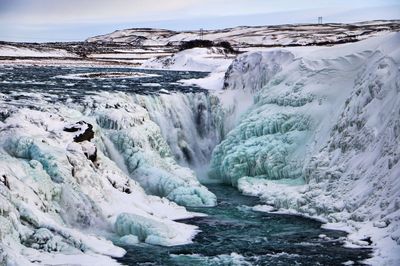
[223,50,295,93]
[115,212,196,246]
[88,92,217,207]
[216,50,296,131]
[0,92,208,264]
[211,32,400,265]
[117,235,139,245]
[5,136,69,183]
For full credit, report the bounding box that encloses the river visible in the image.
[117,183,371,265]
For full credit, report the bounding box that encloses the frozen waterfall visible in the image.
[132,92,225,178]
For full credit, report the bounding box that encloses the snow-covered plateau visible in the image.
[87,21,400,49]
[1,21,399,67]
[0,23,399,265]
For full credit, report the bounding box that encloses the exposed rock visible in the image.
[64,121,95,142]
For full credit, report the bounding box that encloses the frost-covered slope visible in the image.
[210,33,400,265]
[0,90,219,264]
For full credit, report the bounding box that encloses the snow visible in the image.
[115,212,197,246]
[0,45,76,58]
[181,71,225,90]
[209,32,400,265]
[142,47,233,72]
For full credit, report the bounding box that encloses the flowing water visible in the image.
[0,65,209,103]
[117,184,371,266]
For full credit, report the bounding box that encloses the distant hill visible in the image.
[86,20,400,48]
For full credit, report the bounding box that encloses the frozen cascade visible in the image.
[132,92,225,178]
[0,87,218,264]
[219,50,296,133]
[88,92,217,207]
[210,33,400,265]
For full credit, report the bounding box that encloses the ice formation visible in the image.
[90,92,217,205]
[0,90,216,264]
[210,33,400,265]
[132,93,224,176]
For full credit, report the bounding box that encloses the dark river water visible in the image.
[0,65,208,102]
[116,184,371,266]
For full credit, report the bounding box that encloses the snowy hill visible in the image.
[87,21,400,50]
[1,20,398,67]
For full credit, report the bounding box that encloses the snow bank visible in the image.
[210,32,400,265]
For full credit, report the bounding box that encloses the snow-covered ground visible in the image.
[208,32,400,265]
[142,47,233,72]
[142,47,235,91]
[0,45,77,58]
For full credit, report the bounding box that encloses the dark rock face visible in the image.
[108,179,132,194]
[64,121,95,142]
[74,123,94,142]
[63,124,81,132]
[179,39,237,53]
[64,121,97,162]
[84,147,97,163]
[1,175,10,189]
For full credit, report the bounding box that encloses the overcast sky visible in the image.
[0,0,399,42]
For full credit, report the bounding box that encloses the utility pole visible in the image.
[200,28,204,40]
[318,16,323,24]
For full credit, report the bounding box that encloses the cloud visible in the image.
[0,0,199,24]
[0,0,398,25]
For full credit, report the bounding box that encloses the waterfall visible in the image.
[132,92,225,178]
[102,135,130,175]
